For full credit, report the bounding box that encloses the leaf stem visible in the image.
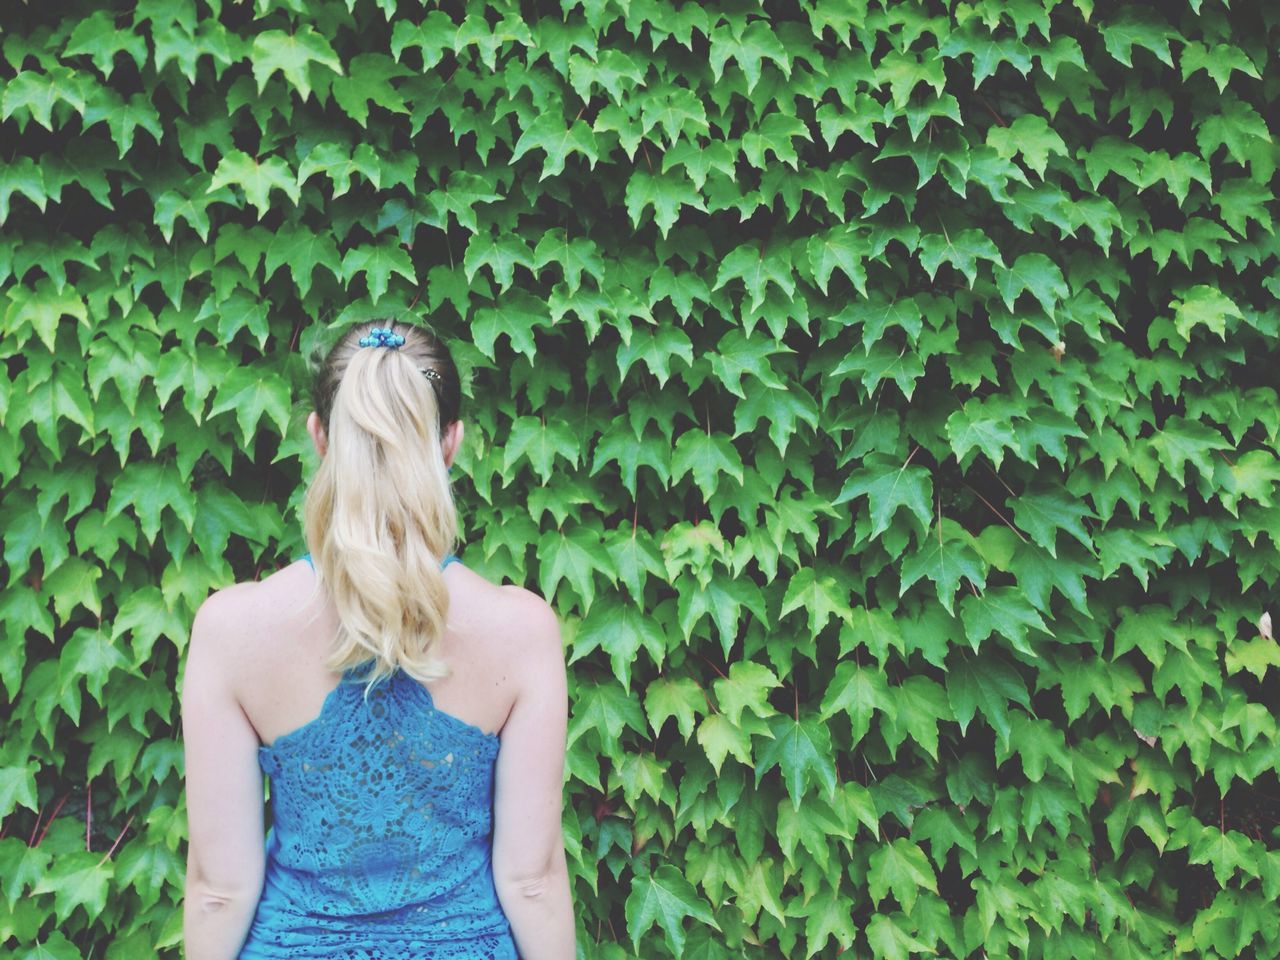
[697,652,726,681]
[98,814,135,867]
[962,481,1027,542]
[984,461,1017,499]
[34,792,71,846]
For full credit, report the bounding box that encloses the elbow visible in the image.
[504,872,553,901]
[186,874,262,914]
[495,847,566,902]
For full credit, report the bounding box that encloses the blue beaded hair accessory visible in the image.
[357,326,443,384]
[359,327,404,348]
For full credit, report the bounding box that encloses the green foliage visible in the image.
[1,0,1279,957]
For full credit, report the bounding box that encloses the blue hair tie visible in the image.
[359,327,405,348]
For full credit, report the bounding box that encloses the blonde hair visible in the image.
[301,320,461,690]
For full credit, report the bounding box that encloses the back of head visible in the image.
[302,320,462,688]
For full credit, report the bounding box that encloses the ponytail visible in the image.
[301,321,462,690]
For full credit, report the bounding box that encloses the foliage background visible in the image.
[2,0,1279,957]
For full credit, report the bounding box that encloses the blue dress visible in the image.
[237,553,519,959]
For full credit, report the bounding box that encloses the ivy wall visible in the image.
[1,1,1279,958]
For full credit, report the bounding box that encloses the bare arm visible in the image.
[181,590,267,960]
[491,591,576,960]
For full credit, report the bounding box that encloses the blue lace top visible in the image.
[237,553,519,960]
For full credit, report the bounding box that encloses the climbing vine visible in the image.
[1,0,1278,957]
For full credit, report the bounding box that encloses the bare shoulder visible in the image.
[490,585,566,724]
[186,565,301,680]
[495,583,560,639]
[486,582,563,672]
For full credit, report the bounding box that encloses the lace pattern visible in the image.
[237,661,517,959]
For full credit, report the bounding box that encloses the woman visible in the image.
[181,321,575,959]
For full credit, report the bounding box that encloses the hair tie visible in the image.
[359,327,404,348]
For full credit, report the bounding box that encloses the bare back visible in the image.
[219,557,532,748]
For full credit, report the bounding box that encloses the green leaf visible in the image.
[296,141,382,197]
[195,289,270,349]
[115,838,183,913]
[1100,9,1178,67]
[0,764,38,818]
[1187,825,1260,889]
[834,452,933,539]
[0,156,47,224]
[695,713,755,774]
[16,931,81,960]
[778,566,854,640]
[998,713,1073,782]
[677,576,767,659]
[463,232,533,293]
[531,229,605,297]
[1196,94,1272,170]
[208,150,301,219]
[5,279,90,351]
[1,67,88,131]
[865,913,933,960]
[1148,416,1231,483]
[1136,151,1213,206]
[960,586,1052,657]
[250,26,344,101]
[571,598,667,692]
[568,680,647,754]
[626,863,720,958]
[671,430,745,500]
[1170,285,1243,342]
[644,676,705,741]
[705,328,788,399]
[1011,490,1095,557]
[899,518,988,615]
[537,523,614,613]
[341,238,416,305]
[732,382,820,457]
[831,341,926,400]
[32,852,113,925]
[806,225,869,296]
[819,660,895,745]
[1181,41,1260,92]
[946,654,1030,745]
[755,712,838,808]
[616,322,694,386]
[945,396,1023,469]
[63,11,149,78]
[502,415,579,483]
[708,21,792,92]
[1014,542,1091,614]
[713,241,796,311]
[59,626,129,704]
[625,170,706,238]
[916,227,1002,287]
[712,661,780,727]
[262,226,343,298]
[987,114,1069,178]
[205,366,293,448]
[867,837,939,913]
[880,675,951,762]
[996,253,1069,320]
[388,11,457,70]
[331,52,410,126]
[801,893,859,957]
[511,113,601,180]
